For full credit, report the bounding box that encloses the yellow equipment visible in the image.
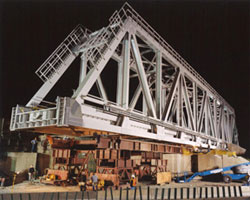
[182,147,236,157]
[98,180,105,190]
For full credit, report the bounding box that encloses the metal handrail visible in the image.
[35,25,89,82]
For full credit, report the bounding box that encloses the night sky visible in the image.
[0,1,249,156]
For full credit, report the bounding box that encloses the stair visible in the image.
[78,23,123,68]
[35,25,88,82]
[26,25,90,107]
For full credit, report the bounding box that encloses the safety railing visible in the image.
[35,25,90,82]
[9,98,66,131]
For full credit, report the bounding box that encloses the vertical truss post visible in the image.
[213,99,217,138]
[79,54,87,85]
[220,107,225,141]
[225,110,230,142]
[177,74,182,126]
[230,115,235,143]
[156,51,162,119]
[229,114,233,143]
[131,34,156,118]
[204,96,208,135]
[117,62,123,105]
[193,82,197,131]
[121,33,131,109]
[161,88,166,113]
[217,106,223,139]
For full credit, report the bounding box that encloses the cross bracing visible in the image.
[10,3,239,150]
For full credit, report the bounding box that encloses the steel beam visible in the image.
[72,21,128,103]
[121,33,131,109]
[156,51,162,119]
[207,97,216,138]
[131,34,157,118]
[181,75,195,130]
[116,62,123,105]
[198,92,207,132]
[193,82,198,131]
[79,54,87,85]
[96,77,108,103]
[162,70,180,122]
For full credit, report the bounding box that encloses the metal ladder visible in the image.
[35,25,88,82]
[28,10,126,107]
[10,107,17,130]
[26,25,90,107]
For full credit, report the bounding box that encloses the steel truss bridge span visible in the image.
[10,3,240,151]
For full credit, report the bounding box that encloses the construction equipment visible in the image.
[40,169,69,186]
[182,147,237,157]
[177,162,250,183]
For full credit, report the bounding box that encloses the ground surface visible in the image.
[0,179,243,194]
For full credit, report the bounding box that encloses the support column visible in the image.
[121,33,131,109]
[79,54,87,85]
[161,88,166,113]
[177,75,182,126]
[116,62,123,105]
[156,51,162,119]
[213,99,218,138]
[193,82,197,131]
[205,97,208,135]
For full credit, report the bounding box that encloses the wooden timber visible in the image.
[46,135,182,187]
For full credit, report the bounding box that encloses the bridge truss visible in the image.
[10,3,239,150]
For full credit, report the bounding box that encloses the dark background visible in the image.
[0,0,249,156]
